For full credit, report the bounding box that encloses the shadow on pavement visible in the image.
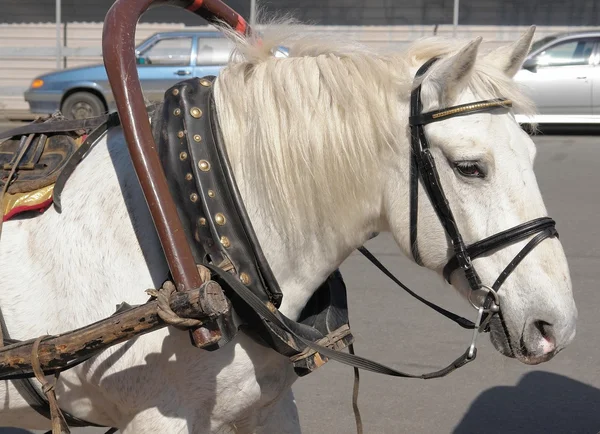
[453,371,600,434]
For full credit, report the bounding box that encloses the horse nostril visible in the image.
[533,320,556,354]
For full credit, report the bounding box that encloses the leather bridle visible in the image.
[408,57,558,330]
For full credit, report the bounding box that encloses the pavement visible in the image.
[0,124,599,433]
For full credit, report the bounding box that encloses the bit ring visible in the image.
[469,284,500,312]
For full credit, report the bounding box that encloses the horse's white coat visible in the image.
[0,25,576,432]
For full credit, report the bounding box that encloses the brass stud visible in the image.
[208,190,215,198]
[190,107,202,118]
[215,213,226,225]
[174,108,181,116]
[240,273,251,285]
[190,193,198,202]
[185,173,193,181]
[177,130,185,139]
[198,217,207,226]
[220,236,231,248]
[179,151,188,161]
[200,78,212,87]
[193,134,202,142]
[198,160,210,171]
[172,88,180,96]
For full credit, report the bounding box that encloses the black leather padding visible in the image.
[151,76,283,307]
[151,76,354,374]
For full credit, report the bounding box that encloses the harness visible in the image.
[0,57,560,433]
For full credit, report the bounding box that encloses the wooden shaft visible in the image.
[102,0,207,346]
[101,0,251,346]
[0,282,230,379]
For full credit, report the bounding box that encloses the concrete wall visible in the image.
[0,22,597,114]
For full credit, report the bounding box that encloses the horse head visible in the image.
[214,24,577,366]
[383,27,577,364]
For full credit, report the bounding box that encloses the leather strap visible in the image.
[0,116,112,142]
[358,247,475,329]
[408,57,437,265]
[409,98,512,126]
[492,227,557,290]
[207,263,479,379]
[53,112,121,212]
[0,317,104,428]
[443,217,557,283]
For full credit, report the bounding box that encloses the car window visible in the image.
[535,39,597,67]
[529,35,559,54]
[140,37,192,66]
[197,38,235,65]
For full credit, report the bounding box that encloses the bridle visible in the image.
[408,57,558,340]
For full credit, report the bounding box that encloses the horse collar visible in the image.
[151,77,354,374]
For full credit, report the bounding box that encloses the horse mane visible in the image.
[213,18,536,245]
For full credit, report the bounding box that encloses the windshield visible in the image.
[530,35,560,54]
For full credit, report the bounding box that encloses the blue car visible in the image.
[24,31,235,119]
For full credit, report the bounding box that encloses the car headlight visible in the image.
[31,79,44,89]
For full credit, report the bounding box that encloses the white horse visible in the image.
[0,23,577,433]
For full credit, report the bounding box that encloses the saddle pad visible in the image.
[2,184,54,222]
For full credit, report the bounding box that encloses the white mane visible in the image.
[214,20,536,246]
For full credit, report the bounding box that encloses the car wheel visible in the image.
[61,92,105,120]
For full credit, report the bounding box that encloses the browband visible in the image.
[409,98,513,126]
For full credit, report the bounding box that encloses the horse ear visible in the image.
[483,26,536,77]
[423,37,482,106]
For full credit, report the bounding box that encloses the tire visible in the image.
[61,91,106,120]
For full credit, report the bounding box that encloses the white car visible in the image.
[514,31,600,125]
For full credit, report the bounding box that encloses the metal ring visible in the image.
[468,306,485,359]
[468,285,500,313]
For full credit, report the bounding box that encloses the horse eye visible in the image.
[454,161,486,178]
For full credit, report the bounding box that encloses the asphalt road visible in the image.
[0,124,598,433]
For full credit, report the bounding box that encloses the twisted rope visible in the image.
[146,281,203,329]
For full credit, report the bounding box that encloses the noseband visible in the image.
[409,58,558,325]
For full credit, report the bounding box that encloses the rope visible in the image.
[31,336,71,434]
[145,281,203,329]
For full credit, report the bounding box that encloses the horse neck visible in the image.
[213,72,394,320]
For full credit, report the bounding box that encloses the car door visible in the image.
[136,35,194,102]
[591,47,600,115]
[515,37,598,116]
[193,36,235,78]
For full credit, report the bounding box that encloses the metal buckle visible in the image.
[468,284,500,312]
